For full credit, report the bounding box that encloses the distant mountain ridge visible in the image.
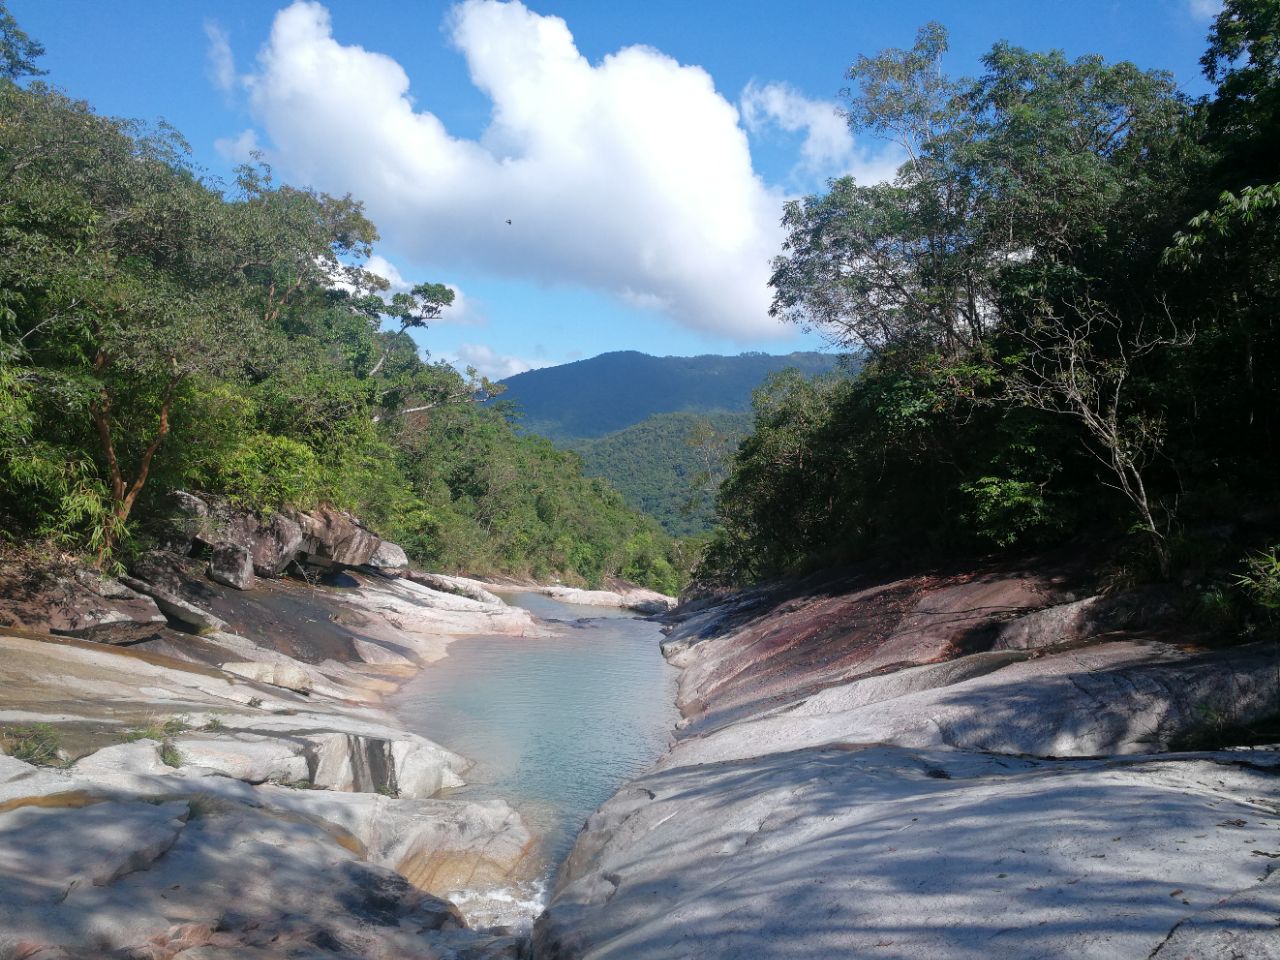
[496,350,840,441]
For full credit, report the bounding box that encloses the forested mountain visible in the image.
[497,350,840,441]
[0,27,689,594]
[697,4,1280,638]
[570,411,753,537]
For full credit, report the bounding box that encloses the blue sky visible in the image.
[12,0,1220,377]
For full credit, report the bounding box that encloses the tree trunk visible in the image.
[92,372,182,566]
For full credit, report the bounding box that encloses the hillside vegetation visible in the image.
[0,16,688,594]
[699,5,1280,639]
[498,350,838,441]
[571,411,753,537]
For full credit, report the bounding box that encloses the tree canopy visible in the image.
[701,3,1280,616]
[0,13,688,591]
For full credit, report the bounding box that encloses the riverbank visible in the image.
[391,592,678,928]
[534,557,1280,959]
[0,502,622,959]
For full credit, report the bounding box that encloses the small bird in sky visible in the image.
[505,219,512,225]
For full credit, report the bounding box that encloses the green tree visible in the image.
[0,0,43,81]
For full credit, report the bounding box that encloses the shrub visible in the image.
[213,434,322,513]
[1237,546,1280,613]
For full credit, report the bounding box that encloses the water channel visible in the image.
[390,592,680,926]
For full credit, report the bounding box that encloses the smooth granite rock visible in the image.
[535,746,1280,960]
[536,585,676,615]
[664,639,1280,765]
[536,561,1280,960]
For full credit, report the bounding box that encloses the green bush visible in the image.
[213,434,322,513]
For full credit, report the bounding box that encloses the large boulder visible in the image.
[207,542,255,591]
[308,731,467,798]
[228,510,305,578]
[367,539,410,575]
[294,505,383,568]
[170,493,409,583]
[172,732,309,784]
[538,585,677,615]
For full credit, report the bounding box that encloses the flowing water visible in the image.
[390,592,679,927]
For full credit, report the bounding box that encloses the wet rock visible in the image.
[255,787,535,897]
[207,542,255,591]
[309,731,466,798]
[351,638,417,669]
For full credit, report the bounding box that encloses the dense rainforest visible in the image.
[571,411,753,537]
[0,6,687,595]
[698,0,1280,633]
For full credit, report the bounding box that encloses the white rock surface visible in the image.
[536,746,1280,960]
[535,573,1280,960]
[536,585,676,615]
[342,576,543,645]
[406,571,506,606]
[173,731,310,784]
[663,639,1280,766]
[222,659,315,693]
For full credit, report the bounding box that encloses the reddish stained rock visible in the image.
[671,563,1065,733]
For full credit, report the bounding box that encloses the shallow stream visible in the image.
[390,592,679,926]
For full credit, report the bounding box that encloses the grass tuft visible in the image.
[1,723,64,766]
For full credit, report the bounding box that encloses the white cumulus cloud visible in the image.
[233,0,794,340]
[451,342,546,379]
[740,81,900,185]
[357,255,485,325]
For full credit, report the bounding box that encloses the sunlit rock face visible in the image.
[0,546,547,958]
[535,560,1280,960]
